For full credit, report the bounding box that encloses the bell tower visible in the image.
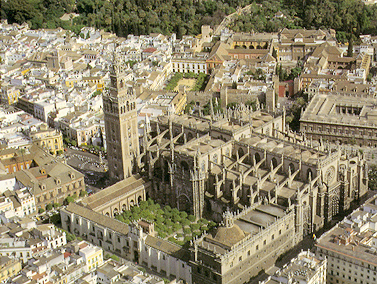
[103,52,139,180]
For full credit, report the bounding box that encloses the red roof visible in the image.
[143,47,157,53]
[64,252,71,258]
[79,242,88,249]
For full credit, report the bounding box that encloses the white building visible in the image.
[171,53,208,74]
[316,195,377,284]
[261,250,327,284]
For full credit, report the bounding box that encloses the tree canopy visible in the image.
[3,0,377,42]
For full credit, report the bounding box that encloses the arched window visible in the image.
[181,161,189,171]
[307,168,313,180]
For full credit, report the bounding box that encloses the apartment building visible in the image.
[260,250,327,284]
[171,52,208,74]
[316,195,377,284]
[29,123,64,155]
[0,256,22,282]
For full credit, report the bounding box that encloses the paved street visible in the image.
[63,148,111,193]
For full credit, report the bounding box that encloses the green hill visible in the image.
[2,0,377,40]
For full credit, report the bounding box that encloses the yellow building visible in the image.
[0,197,13,214]
[78,242,103,271]
[1,86,20,105]
[171,90,187,115]
[82,76,104,91]
[65,78,78,88]
[30,124,64,156]
[0,256,22,282]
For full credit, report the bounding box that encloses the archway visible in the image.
[238,147,244,158]
[178,195,191,213]
[255,152,261,163]
[164,161,170,182]
[307,168,313,180]
[122,204,127,211]
[271,157,278,168]
[289,163,295,174]
[130,199,135,207]
[181,161,189,171]
[113,208,119,216]
[137,196,142,205]
[206,199,211,212]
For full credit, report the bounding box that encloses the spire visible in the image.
[223,209,234,228]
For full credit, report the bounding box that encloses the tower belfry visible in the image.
[103,50,139,181]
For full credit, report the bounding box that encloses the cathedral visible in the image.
[105,55,368,233]
[102,57,369,283]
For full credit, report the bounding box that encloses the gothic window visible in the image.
[255,152,261,163]
[181,161,189,171]
[271,157,278,168]
[289,163,295,174]
[307,168,313,180]
[201,161,205,172]
[325,166,336,184]
[127,101,129,111]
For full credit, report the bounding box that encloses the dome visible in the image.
[212,224,246,247]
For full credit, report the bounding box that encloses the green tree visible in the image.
[50,213,61,226]
[66,232,76,242]
[369,164,377,191]
[46,204,53,211]
[188,215,196,222]
[347,36,354,57]
[288,67,302,80]
[110,255,119,261]
[64,196,75,205]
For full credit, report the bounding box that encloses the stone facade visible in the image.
[80,174,150,218]
[103,53,139,181]
[60,203,192,283]
[142,110,367,232]
[301,89,377,147]
[190,206,296,284]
